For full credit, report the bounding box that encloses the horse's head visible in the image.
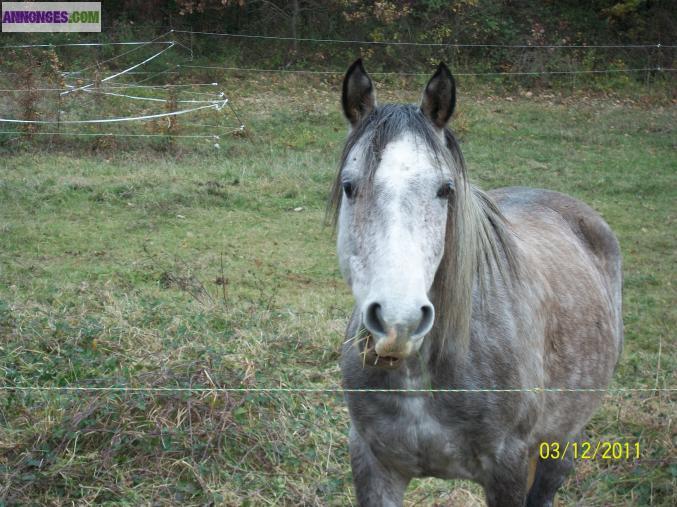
[333,59,459,368]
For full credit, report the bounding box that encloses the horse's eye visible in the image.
[343,181,355,199]
[437,181,453,199]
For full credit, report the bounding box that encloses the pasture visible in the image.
[0,74,675,505]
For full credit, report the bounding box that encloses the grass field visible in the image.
[0,75,675,505]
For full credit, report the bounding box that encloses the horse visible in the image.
[329,59,623,507]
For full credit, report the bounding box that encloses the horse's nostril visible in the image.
[364,302,433,339]
[414,304,434,337]
[364,302,386,336]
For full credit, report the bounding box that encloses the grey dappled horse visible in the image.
[329,60,623,507]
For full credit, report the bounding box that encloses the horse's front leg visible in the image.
[349,428,410,507]
[482,441,530,507]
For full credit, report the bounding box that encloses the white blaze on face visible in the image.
[337,133,450,352]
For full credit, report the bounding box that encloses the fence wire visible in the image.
[179,64,670,77]
[0,36,244,141]
[1,386,674,395]
[172,29,673,49]
[0,31,672,143]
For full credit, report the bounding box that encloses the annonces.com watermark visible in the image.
[1,2,101,32]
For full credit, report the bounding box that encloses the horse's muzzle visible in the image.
[358,332,409,369]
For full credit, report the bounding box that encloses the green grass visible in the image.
[0,76,675,505]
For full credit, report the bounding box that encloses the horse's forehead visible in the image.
[344,133,437,182]
[376,134,435,181]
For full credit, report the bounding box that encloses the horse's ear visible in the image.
[420,62,456,129]
[342,59,376,126]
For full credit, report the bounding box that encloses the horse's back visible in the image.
[491,186,621,284]
[490,187,622,322]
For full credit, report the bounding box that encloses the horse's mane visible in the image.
[327,104,519,351]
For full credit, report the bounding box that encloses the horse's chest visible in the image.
[365,396,477,479]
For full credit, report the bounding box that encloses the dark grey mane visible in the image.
[328,102,519,351]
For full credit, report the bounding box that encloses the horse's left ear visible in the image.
[420,62,456,129]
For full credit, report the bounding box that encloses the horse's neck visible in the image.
[423,275,521,383]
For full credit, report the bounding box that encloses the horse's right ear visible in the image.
[342,59,376,126]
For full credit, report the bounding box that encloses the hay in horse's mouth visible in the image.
[359,333,403,369]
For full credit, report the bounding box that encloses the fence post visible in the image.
[18,51,39,141]
[92,65,105,150]
[45,47,64,147]
[165,76,179,149]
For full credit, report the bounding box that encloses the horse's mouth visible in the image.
[358,333,403,370]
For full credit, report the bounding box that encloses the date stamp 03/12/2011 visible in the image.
[539,441,641,460]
